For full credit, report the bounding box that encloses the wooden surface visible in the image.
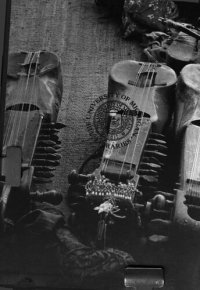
[9,0,141,209]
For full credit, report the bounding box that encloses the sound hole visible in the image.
[191,120,200,127]
[185,179,200,221]
[6,103,39,111]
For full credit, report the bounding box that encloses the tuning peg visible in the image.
[55,140,61,145]
[154,191,175,201]
[35,147,57,154]
[149,133,166,140]
[33,171,54,178]
[34,153,62,160]
[32,159,60,166]
[53,145,62,150]
[141,157,164,167]
[38,135,59,142]
[142,150,167,161]
[40,129,60,135]
[54,122,66,129]
[37,140,57,147]
[41,122,66,129]
[32,177,53,184]
[139,162,162,170]
[34,166,56,172]
[30,190,63,205]
[138,175,159,186]
[138,169,159,176]
[145,144,168,152]
[147,138,167,145]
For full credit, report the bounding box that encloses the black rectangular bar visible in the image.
[0,0,12,166]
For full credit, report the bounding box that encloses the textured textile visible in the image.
[95,0,178,38]
[141,30,200,74]
[122,0,179,38]
[141,31,172,63]
[8,203,134,289]
[56,227,134,288]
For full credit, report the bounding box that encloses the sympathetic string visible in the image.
[21,51,42,150]
[102,63,146,177]
[118,63,157,182]
[5,53,35,147]
[129,64,157,174]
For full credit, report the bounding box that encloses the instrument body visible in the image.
[158,63,200,290]
[86,60,176,199]
[173,64,200,235]
[0,50,63,227]
[68,60,177,247]
[167,31,200,73]
[160,18,200,73]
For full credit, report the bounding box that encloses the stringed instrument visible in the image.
[68,60,177,245]
[141,63,200,290]
[160,18,200,73]
[0,50,64,230]
[173,63,200,289]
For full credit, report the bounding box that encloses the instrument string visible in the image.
[3,53,33,146]
[129,64,156,172]
[21,51,41,150]
[118,63,156,181]
[99,6,116,176]
[187,128,200,196]
[4,53,34,145]
[9,54,35,146]
[101,63,146,176]
[3,76,24,146]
